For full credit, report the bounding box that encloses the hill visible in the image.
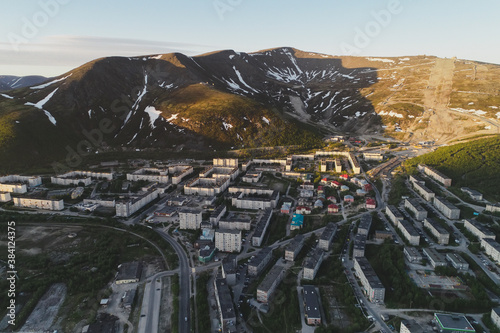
[0,75,48,91]
[1,48,500,172]
[405,135,500,202]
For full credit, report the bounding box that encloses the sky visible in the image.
[0,0,499,77]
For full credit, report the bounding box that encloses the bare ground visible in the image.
[20,283,67,332]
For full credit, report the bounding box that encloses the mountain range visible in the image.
[0,47,499,171]
[0,75,48,91]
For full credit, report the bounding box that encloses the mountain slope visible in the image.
[0,75,49,91]
[0,48,499,171]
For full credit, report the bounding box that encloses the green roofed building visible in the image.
[434,313,475,333]
[291,214,304,230]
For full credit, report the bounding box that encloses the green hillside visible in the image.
[405,135,500,202]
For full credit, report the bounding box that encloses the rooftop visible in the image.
[303,285,321,319]
[320,222,337,241]
[215,278,236,320]
[434,313,475,332]
[304,247,323,270]
[258,263,286,292]
[434,196,460,210]
[354,256,384,290]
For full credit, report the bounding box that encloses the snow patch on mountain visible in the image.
[223,121,233,130]
[366,58,394,63]
[451,108,487,116]
[379,110,403,118]
[144,106,163,129]
[262,117,270,124]
[43,110,57,125]
[1,93,13,99]
[30,74,72,89]
[233,66,259,93]
[25,88,59,109]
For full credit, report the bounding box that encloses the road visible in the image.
[155,228,191,333]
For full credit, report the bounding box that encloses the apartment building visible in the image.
[398,220,420,246]
[481,238,500,264]
[0,174,42,188]
[178,209,202,230]
[386,205,404,226]
[209,205,226,226]
[433,197,460,220]
[446,253,469,271]
[353,234,367,258]
[0,192,11,202]
[353,256,385,303]
[285,234,305,261]
[404,247,423,263]
[460,187,483,201]
[248,247,273,277]
[319,222,337,251]
[404,198,428,221]
[126,168,169,183]
[13,197,64,211]
[257,263,286,303]
[413,181,435,202]
[400,319,425,333]
[303,285,322,325]
[214,278,236,332]
[491,307,500,329]
[0,183,27,194]
[418,165,452,186]
[115,189,160,217]
[423,218,450,245]
[215,229,242,253]
[358,215,372,236]
[423,248,447,268]
[464,219,496,240]
[303,247,324,280]
[252,209,273,247]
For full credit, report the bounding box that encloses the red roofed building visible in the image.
[364,183,373,191]
[296,206,312,215]
[317,186,324,194]
[328,204,339,213]
[340,174,349,180]
[366,198,376,209]
[331,181,341,188]
[327,196,337,203]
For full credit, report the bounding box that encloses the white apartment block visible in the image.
[423,218,450,245]
[179,209,203,230]
[398,220,420,246]
[491,307,500,329]
[418,165,452,187]
[83,198,116,207]
[0,192,11,202]
[386,205,404,226]
[13,197,64,211]
[353,256,385,303]
[413,182,435,202]
[184,177,230,196]
[58,171,113,180]
[215,229,242,253]
[51,174,92,186]
[242,171,262,183]
[446,253,469,271]
[285,234,305,261]
[0,175,42,187]
[213,158,238,168]
[127,168,169,183]
[0,183,27,194]
[168,165,193,184]
[400,319,425,333]
[115,189,160,217]
[481,238,500,264]
[303,248,324,280]
[433,197,460,220]
[257,263,286,303]
[218,219,251,231]
[319,222,337,251]
[464,219,496,240]
[404,198,428,221]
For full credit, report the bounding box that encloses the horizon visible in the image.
[1,0,499,77]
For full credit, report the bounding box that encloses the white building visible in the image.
[257,263,286,303]
[413,182,435,202]
[446,253,469,271]
[168,165,193,184]
[386,205,404,226]
[398,220,420,246]
[115,189,160,217]
[423,218,449,245]
[179,209,203,230]
[0,192,12,202]
[303,247,324,280]
[215,229,242,253]
[404,198,428,221]
[422,248,447,268]
[213,158,238,168]
[184,177,230,196]
[418,165,452,186]
[491,307,500,329]
[13,197,64,211]
[0,183,27,194]
[0,174,42,187]
[464,219,496,240]
[127,168,169,183]
[481,238,500,264]
[433,197,460,220]
[353,256,385,303]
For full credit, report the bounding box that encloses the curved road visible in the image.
[155,228,191,333]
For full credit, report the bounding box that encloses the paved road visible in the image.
[155,228,191,333]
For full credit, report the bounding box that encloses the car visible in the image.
[185,317,188,322]
[141,314,146,317]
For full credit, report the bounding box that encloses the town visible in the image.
[1,137,500,333]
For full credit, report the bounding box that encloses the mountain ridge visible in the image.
[1,47,500,171]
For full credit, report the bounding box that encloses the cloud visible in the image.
[0,35,217,76]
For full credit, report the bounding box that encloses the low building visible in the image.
[398,220,420,246]
[423,248,447,268]
[366,198,377,209]
[257,262,287,303]
[353,256,385,303]
[353,233,367,258]
[179,209,203,230]
[0,174,42,187]
[242,171,262,183]
[291,214,304,230]
[491,307,500,329]
[400,319,425,333]
[214,278,236,332]
[0,183,27,194]
[303,247,324,280]
[404,198,428,221]
[281,202,292,214]
[409,175,425,186]
[327,204,339,213]
[319,222,337,251]
[344,195,354,203]
[358,215,372,235]
[198,243,216,263]
[404,247,423,263]
[13,197,64,211]
[434,313,475,333]
[486,203,500,213]
[252,209,273,247]
[460,187,483,201]
[285,234,305,261]
[295,206,312,215]
[433,197,460,220]
[248,247,273,277]
[423,218,450,245]
[446,253,469,271]
[464,219,496,240]
[116,262,142,284]
[374,230,393,240]
[481,238,500,264]
[303,285,322,326]
[386,205,404,226]
[215,229,241,253]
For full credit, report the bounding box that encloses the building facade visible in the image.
[433,197,460,220]
[13,197,64,211]
[353,256,385,303]
[423,218,450,245]
[215,229,242,253]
